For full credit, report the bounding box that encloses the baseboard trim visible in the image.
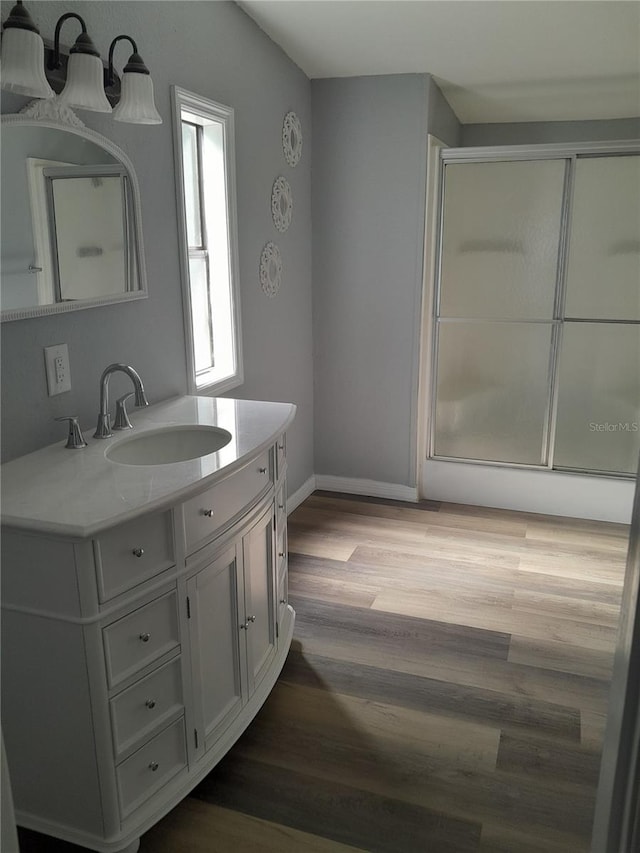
[285,466,632,522]
[314,475,418,503]
[287,475,317,514]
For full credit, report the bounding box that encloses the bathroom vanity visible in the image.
[1,396,295,852]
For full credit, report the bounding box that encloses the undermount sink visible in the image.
[106,425,232,466]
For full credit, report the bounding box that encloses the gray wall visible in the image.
[0,1,314,496]
[461,117,640,147]
[427,77,461,147]
[312,74,453,487]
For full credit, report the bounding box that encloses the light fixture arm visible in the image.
[107,34,152,88]
[107,35,138,87]
[50,12,98,70]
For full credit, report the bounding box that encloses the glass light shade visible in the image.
[0,27,54,98]
[57,51,111,112]
[113,72,162,124]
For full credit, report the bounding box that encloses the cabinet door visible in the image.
[187,545,245,754]
[242,506,276,694]
[276,524,288,630]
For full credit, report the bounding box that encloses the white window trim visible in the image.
[171,85,243,396]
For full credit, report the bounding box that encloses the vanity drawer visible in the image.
[117,717,187,818]
[110,657,183,760]
[183,449,272,554]
[276,435,286,481]
[103,591,180,688]
[95,511,175,603]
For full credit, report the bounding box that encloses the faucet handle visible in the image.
[55,416,87,450]
[113,392,135,431]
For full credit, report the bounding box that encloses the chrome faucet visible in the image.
[94,363,149,438]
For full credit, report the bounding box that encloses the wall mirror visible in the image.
[1,111,147,321]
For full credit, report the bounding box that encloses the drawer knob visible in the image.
[278,504,284,510]
[132,548,145,558]
[145,699,156,709]
[149,761,159,772]
[203,509,214,517]
[280,598,287,605]
[279,552,285,558]
[139,632,151,643]
[259,467,267,474]
[247,615,256,623]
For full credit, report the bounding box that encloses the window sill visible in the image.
[192,370,244,397]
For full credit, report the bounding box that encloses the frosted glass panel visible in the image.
[565,155,640,321]
[434,322,553,464]
[554,323,640,474]
[440,160,566,319]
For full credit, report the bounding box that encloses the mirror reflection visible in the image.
[44,166,137,301]
[1,122,145,319]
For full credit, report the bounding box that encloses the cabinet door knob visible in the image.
[279,552,285,558]
[203,509,214,517]
[139,632,151,643]
[258,467,267,474]
[278,444,284,451]
[132,548,144,558]
[247,615,256,623]
[280,598,287,605]
[149,761,159,772]
[145,699,156,709]
[240,621,249,630]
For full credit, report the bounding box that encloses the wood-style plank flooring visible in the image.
[18,492,629,853]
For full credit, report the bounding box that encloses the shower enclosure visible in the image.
[430,142,640,479]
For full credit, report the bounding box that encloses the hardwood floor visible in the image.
[17,492,629,853]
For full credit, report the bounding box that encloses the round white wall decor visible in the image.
[259,241,282,297]
[282,111,302,167]
[271,176,293,232]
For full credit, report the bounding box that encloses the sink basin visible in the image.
[106,425,232,466]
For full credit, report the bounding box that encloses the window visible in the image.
[171,87,242,394]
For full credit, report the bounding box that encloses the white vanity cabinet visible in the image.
[186,501,277,758]
[1,404,294,853]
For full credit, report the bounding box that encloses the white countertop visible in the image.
[1,396,296,538]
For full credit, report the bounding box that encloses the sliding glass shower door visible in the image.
[431,148,640,477]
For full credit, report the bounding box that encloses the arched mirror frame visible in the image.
[1,104,148,322]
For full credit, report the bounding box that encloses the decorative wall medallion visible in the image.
[271,176,293,233]
[259,241,282,297]
[282,111,302,167]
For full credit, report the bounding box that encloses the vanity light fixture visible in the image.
[53,12,112,112]
[107,35,162,125]
[0,0,54,98]
[0,1,161,124]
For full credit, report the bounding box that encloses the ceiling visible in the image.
[239,0,640,124]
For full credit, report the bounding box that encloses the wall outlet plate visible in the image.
[44,344,71,396]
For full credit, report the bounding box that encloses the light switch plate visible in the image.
[44,344,71,396]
